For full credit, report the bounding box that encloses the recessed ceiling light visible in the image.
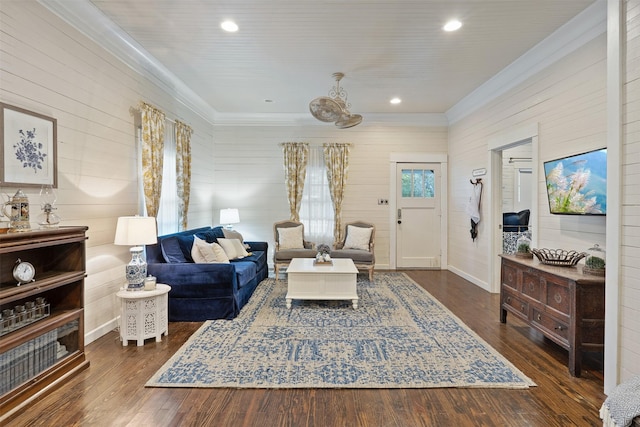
[221,20,238,32]
[390,97,402,105]
[443,19,462,32]
[265,99,274,103]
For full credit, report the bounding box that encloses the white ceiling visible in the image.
[44,0,599,120]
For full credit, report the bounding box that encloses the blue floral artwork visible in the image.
[14,128,47,173]
[1,103,56,186]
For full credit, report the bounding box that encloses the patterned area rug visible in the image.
[146,273,535,389]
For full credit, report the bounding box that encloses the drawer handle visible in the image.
[521,304,525,311]
[554,293,562,304]
[529,283,535,291]
[506,297,511,303]
[537,314,541,321]
[555,325,564,331]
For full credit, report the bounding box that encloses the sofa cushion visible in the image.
[344,225,373,251]
[277,225,304,249]
[218,238,249,260]
[231,261,257,288]
[192,236,230,263]
[161,236,188,263]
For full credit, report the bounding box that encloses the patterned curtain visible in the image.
[175,120,193,231]
[323,143,351,243]
[282,142,309,221]
[140,102,166,218]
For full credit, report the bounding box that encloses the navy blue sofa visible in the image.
[145,226,268,321]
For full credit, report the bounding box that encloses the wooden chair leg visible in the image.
[368,266,374,281]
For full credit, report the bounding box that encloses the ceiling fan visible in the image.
[309,72,363,128]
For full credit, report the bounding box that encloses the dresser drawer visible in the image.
[502,289,529,320]
[545,278,570,315]
[501,262,519,291]
[532,307,569,345]
[522,270,543,302]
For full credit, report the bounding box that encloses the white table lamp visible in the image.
[219,208,240,229]
[114,216,157,291]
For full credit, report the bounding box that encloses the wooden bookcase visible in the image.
[0,226,89,422]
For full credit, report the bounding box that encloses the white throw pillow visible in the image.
[192,236,230,263]
[277,225,304,249]
[218,238,248,259]
[210,242,230,263]
[343,225,373,251]
[230,238,250,258]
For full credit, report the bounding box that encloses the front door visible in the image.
[396,163,441,268]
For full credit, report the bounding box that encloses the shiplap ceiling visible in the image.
[73,0,597,116]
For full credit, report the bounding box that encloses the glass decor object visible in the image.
[37,185,61,228]
[584,243,606,276]
[515,234,533,258]
[2,189,31,231]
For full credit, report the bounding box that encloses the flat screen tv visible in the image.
[543,148,607,215]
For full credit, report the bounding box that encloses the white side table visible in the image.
[116,284,171,346]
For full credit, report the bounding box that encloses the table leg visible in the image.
[286,298,292,309]
[352,299,358,309]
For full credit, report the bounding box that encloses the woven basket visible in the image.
[530,248,587,266]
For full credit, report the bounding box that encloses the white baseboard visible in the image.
[85,318,118,345]
[447,265,493,293]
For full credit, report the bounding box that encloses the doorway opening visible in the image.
[487,124,539,293]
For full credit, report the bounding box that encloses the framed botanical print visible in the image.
[1,103,57,188]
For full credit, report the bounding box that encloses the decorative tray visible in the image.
[530,248,587,266]
[313,260,333,266]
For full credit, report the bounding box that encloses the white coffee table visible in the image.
[285,258,359,309]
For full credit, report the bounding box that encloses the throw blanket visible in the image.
[600,375,640,427]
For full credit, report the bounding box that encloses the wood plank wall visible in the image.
[0,1,215,343]
[212,125,448,268]
[448,35,607,288]
[621,0,640,381]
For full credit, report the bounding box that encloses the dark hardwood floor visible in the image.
[5,271,606,427]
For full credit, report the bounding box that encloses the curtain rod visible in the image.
[131,104,192,128]
[278,142,352,147]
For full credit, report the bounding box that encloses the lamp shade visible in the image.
[114,216,157,246]
[219,208,240,225]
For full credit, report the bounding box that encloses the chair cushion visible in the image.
[274,248,317,261]
[277,225,304,249]
[343,225,373,251]
[331,248,374,263]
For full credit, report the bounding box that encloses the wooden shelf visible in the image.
[0,226,89,423]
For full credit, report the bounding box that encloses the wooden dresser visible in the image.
[499,254,604,377]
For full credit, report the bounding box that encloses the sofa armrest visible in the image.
[245,241,268,252]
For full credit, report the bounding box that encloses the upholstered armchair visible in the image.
[331,221,375,281]
[273,220,316,279]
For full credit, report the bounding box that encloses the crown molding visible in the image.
[446,0,607,125]
[37,0,217,124]
[213,112,448,127]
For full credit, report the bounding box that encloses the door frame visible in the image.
[389,153,448,270]
[487,123,539,293]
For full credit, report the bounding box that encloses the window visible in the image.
[299,146,334,245]
[401,168,435,198]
